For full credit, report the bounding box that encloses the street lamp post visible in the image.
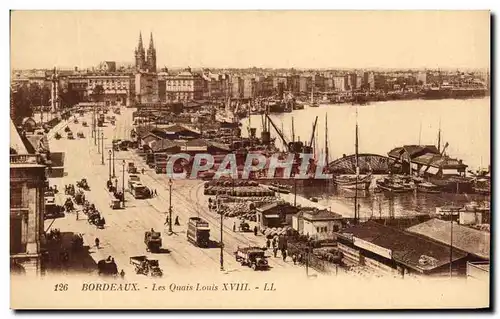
[108,150,112,181]
[122,160,125,207]
[112,142,116,178]
[93,106,97,144]
[168,179,173,234]
[101,131,104,165]
[217,191,224,271]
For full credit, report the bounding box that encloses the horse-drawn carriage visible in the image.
[110,198,121,210]
[65,184,76,196]
[83,202,95,215]
[130,256,163,277]
[74,190,85,205]
[239,221,251,232]
[88,212,105,229]
[54,132,62,140]
[77,131,84,138]
[64,126,71,133]
[144,230,162,253]
[98,257,118,276]
[64,197,74,212]
[76,178,90,191]
[82,121,88,127]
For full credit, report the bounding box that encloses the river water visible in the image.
[241,98,490,219]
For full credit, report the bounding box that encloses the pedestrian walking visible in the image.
[95,237,100,249]
[142,168,145,174]
[154,189,157,196]
[175,216,180,226]
[266,239,271,249]
[253,226,258,236]
[282,249,287,262]
[273,247,278,258]
[164,216,169,226]
[120,269,125,278]
[76,211,79,221]
[292,254,297,265]
[233,223,236,232]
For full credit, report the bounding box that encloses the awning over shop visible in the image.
[265,214,280,218]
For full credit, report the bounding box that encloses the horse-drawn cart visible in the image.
[234,247,269,271]
[144,230,162,253]
[98,257,118,276]
[130,256,163,277]
[76,178,90,191]
[110,198,121,210]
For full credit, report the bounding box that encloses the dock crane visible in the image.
[421,141,449,176]
[306,116,319,154]
[264,113,291,151]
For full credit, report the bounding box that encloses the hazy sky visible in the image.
[10,11,490,70]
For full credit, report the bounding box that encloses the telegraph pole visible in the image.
[122,160,125,207]
[108,150,112,181]
[168,179,173,234]
[97,127,101,154]
[112,141,116,178]
[101,131,105,165]
[219,190,224,271]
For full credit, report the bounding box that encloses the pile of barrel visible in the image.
[204,186,275,197]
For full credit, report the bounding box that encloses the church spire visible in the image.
[138,32,144,50]
[149,32,154,50]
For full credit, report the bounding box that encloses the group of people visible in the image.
[264,236,303,265]
[164,215,180,226]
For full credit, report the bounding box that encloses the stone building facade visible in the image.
[10,120,46,276]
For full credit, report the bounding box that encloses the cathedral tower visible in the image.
[134,32,146,71]
[146,32,157,73]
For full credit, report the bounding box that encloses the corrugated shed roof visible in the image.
[412,153,467,169]
[303,209,343,221]
[164,124,200,135]
[186,138,209,147]
[388,145,439,159]
[340,220,467,272]
[407,219,490,260]
[150,139,180,152]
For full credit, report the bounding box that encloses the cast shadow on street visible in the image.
[42,231,98,275]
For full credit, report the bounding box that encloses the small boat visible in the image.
[334,174,372,190]
[376,176,414,193]
[416,182,440,194]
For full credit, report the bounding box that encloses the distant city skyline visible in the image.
[11,11,490,70]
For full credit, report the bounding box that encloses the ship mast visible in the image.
[354,106,359,224]
[437,119,442,153]
[311,78,314,104]
[325,113,329,165]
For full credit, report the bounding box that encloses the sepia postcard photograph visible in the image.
[8,9,491,310]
